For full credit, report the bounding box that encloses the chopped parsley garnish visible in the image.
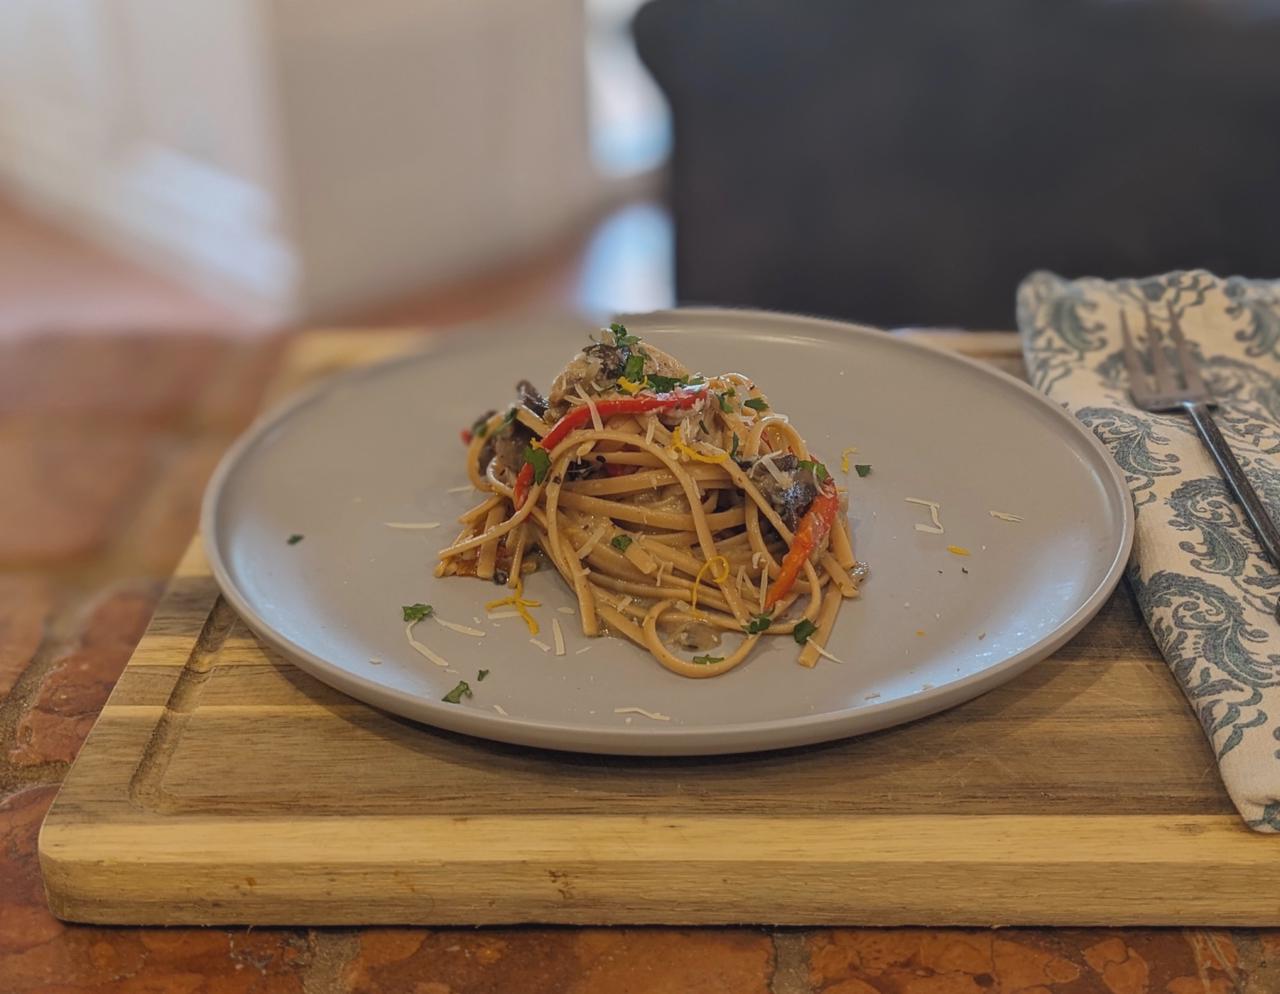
[471,413,493,439]
[500,407,517,430]
[793,619,818,644]
[854,464,872,478]
[646,373,683,393]
[477,669,490,681]
[687,375,705,386]
[691,654,724,665]
[609,322,640,347]
[797,460,831,483]
[442,680,472,704]
[611,534,634,552]
[743,397,769,413]
[730,433,740,458]
[717,392,733,413]
[523,444,552,484]
[744,613,772,635]
[402,603,434,623]
[623,352,647,383]
[287,534,304,545]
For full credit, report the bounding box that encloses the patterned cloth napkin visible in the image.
[1017,270,1280,832]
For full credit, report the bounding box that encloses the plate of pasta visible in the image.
[203,309,1132,755]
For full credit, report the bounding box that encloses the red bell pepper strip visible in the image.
[764,480,840,611]
[511,388,704,507]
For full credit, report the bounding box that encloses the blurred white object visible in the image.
[0,0,601,323]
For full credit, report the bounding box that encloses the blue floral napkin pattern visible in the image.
[1017,270,1280,832]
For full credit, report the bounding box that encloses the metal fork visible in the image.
[1121,303,1280,619]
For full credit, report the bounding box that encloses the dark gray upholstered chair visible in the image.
[634,0,1280,328]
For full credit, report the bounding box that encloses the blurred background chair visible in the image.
[635,0,1280,328]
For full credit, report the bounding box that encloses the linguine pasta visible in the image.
[437,324,863,677]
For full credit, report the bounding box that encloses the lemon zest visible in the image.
[486,576,541,636]
[671,425,728,464]
[840,446,858,473]
[946,545,971,557]
[689,555,731,611]
[616,377,645,395]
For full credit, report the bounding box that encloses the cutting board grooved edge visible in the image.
[129,596,237,813]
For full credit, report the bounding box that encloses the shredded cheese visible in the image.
[644,415,658,446]
[486,610,521,620]
[809,641,845,664]
[556,606,576,615]
[689,555,731,611]
[751,551,765,570]
[493,704,509,716]
[486,576,541,635]
[383,521,440,530]
[551,617,566,656]
[758,453,790,486]
[905,497,944,534]
[613,706,671,721]
[433,616,487,638]
[529,637,552,652]
[670,425,727,464]
[840,447,858,473]
[575,645,593,655]
[989,510,1024,522]
[574,520,610,560]
[758,566,768,611]
[404,622,450,668]
[615,594,634,614]
[736,565,749,594]
[576,385,604,432]
[446,485,474,494]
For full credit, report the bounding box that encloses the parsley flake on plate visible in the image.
[287,534,304,545]
[855,464,872,478]
[402,603,434,623]
[692,654,724,665]
[477,669,490,681]
[611,534,633,552]
[442,680,472,704]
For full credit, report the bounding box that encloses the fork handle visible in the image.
[1182,400,1280,569]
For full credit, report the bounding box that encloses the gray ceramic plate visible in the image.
[203,309,1133,755]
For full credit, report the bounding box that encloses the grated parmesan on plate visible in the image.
[904,497,944,534]
[551,617,566,656]
[404,622,450,668]
[529,637,552,653]
[383,521,440,530]
[433,615,486,637]
[614,706,671,721]
[989,510,1024,522]
[492,704,509,716]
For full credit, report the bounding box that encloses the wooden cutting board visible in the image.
[38,330,1280,926]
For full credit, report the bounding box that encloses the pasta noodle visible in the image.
[440,325,864,677]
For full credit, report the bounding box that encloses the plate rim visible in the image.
[201,308,1135,755]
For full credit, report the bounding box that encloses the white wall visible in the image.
[0,0,600,323]
[268,0,599,318]
[0,0,299,321]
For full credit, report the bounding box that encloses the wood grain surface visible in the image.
[37,330,1280,926]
